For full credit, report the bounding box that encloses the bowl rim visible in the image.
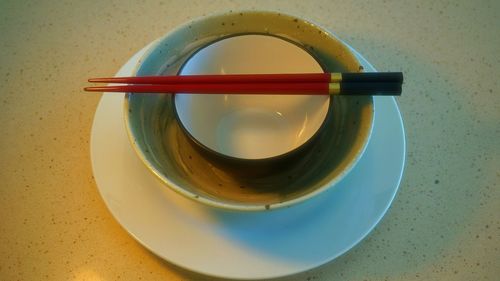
[172,33,332,162]
[123,10,374,211]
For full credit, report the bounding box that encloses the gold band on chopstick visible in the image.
[330,73,342,83]
[328,83,340,95]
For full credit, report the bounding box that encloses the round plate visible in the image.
[90,43,406,280]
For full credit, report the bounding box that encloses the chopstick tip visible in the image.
[84,87,101,92]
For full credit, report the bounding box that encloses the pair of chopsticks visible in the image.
[84,72,403,95]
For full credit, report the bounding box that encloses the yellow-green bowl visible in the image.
[124,10,374,211]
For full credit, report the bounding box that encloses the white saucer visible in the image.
[90,43,406,280]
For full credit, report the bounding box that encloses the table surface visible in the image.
[1,1,498,280]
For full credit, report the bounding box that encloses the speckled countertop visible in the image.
[1,1,498,280]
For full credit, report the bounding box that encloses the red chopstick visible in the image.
[88,72,403,84]
[89,73,331,84]
[85,72,403,95]
[85,83,330,95]
[84,82,402,95]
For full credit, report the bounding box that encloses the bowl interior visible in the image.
[174,34,328,160]
[125,11,373,210]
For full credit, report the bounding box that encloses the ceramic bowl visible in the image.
[174,34,329,163]
[124,10,374,211]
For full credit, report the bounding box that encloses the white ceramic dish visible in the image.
[90,43,405,280]
[174,34,329,160]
